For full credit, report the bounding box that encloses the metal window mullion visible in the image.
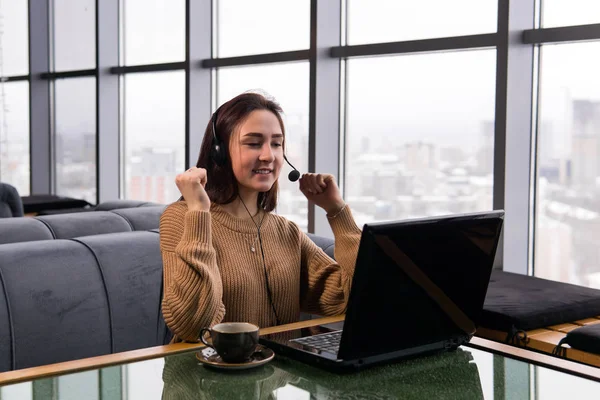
[99,366,123,400]
[28,0,52,194]
[499,0,536,276]
[330,33,499,58]
[309,0,342,237]
[523,23,600,44]
[200,50,310,68]
[185,0,212,169]
[110,62,186,74]
[96,0,120,203]
[0,75,29,82]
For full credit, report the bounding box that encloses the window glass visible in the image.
[55,78,97,203]
[347,0,497,45]
[534,42,600,288]
[0,81,30,195]
[53,0,96,71]
[542,0,600,28]
[123,71,185,203]
[122,0,185,65]
[0,1,29,76]
[345,50,496,227]
[216,0,310,57]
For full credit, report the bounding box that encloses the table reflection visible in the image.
[161,347,484,400]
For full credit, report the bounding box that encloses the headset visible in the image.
[211,109,301,181]
[211,108,301,326]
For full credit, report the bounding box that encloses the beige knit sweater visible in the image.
[159,201,361,342]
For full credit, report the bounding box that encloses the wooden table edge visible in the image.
[0,315,345,386]
[468,337,600,382]
[4,315,600,386]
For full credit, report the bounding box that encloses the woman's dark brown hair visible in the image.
[195,92,285,212]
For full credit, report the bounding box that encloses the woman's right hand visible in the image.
[175,167,211,212]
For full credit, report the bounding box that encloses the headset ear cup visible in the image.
[212,144,226,167]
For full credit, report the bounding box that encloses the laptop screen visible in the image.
[338,211,504,360]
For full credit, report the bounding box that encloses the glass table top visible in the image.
[2,344,600,400]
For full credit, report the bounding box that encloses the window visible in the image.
[217,62,310,230]
[54,78,96,203]
[123,71,185,203]
[347,0,497,45]
[58,372,99,400]
[122,0,185,65]
[0,382,32,400]
[542,0,600,28]
[534,42,600,288]
[0,81,30,196]
[344,50,496,227]
[216,0,310,57]
[537,365,600,398]
[0,1,29,76]
[53,0,96,71]
[125,360,165,400]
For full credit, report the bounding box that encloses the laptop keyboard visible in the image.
[291,331,342,354]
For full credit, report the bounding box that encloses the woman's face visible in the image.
[229,110,284,194]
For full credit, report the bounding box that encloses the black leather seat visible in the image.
[20,194,92,214]
[480,270,600,341]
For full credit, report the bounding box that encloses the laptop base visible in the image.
[260,326,467,373]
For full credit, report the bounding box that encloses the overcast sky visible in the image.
[1,0,599,158]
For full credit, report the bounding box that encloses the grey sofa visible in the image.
[0,229,334,373]
[0,182,24,218]
[0,206,165,245]
[0,231,167,372]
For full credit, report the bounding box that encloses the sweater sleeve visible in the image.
[300,206,362,316]
[159,202,225,342]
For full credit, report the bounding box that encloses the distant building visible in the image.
[404,141,438,172]
[127,147,181,204]
[475,120,494,175]
[571,100,600,187]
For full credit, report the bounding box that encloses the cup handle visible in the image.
[199,328,214,349]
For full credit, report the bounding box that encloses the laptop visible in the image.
[260,210,504,372]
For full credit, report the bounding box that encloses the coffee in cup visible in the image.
[200,322,259,363]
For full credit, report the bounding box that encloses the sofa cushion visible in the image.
[95,200,162,211]
[36,211,132,239]
[560,324,600,355]
[73,231,166,352]
[481,271,600,333]
[0,277,11,372]
[110,206,166,231]
[0,217,53,245]
[0,240,112,371]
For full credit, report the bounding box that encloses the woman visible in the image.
[160,92,361,342]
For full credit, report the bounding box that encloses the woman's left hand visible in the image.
[299,173,346,215]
